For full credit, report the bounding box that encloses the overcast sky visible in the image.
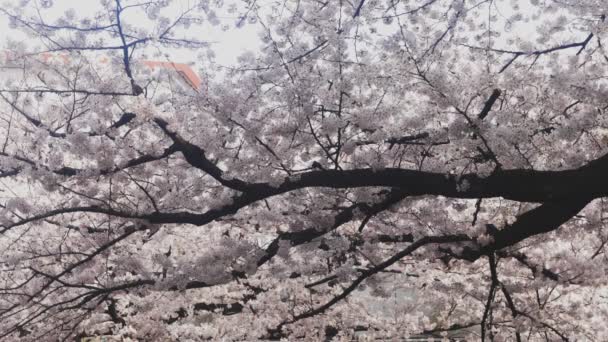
[0,0,263,67]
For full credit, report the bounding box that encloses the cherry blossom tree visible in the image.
[1,0,608,340]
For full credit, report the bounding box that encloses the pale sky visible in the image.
[0,0,568,68]
[0,0,263,67]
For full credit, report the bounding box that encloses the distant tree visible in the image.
[1,0,608,340]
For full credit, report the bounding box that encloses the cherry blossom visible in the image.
[1,0,608,340]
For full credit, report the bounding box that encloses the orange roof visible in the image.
[1,51,201,91]
[142,60,201,91]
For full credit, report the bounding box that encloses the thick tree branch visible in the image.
[153,118,253,192]
[469,199,590,259]
[257,188,410,267]
[478,89,501,120]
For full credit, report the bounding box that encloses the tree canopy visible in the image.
[1,0,608,340]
